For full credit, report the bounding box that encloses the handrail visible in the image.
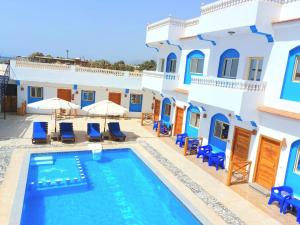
[191,76,267,92]
[226,160,252,185]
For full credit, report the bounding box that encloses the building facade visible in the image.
[143,0,300,196]
[6,0,300,197]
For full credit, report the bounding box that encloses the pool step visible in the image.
[31,156,54,166]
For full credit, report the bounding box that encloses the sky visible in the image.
[0,0,214,64]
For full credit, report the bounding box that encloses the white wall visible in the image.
[19,81,152,118]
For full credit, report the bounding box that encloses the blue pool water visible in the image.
[21,149,202,225]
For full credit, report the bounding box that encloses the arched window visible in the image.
[161,98,172,123]
[208,113,230,151]
[218,49,240,79]
[166,53,177,73]
[184,50,205,84]
[185,105,201,137]
[281,45,300,102]
[285,140,300,197]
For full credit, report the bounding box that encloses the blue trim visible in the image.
[197,35,216,46]
[129,94,143,112]
[16,80,20,86]
[284,140,300,198]
[166,53,177,73]
[161,98,171,123]
[166,40,182,51]
[73,84,78,91]
[250,121,257,128]
[280,45,300,102]
[125,89,130,94]
[145,44,159,52]
[81,90,95,108]
[185,106,200,138]
[250,25,274,43]
[235,115,243,121]
[208,113,230,152]
[184,50,205,85]
[27,86,43,104]
[217,49,240,78]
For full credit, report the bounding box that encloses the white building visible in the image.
[143,0,300,197]
[5,0,300,198]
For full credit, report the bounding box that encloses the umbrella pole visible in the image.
[104,114,107,133]
[54,109,57,133]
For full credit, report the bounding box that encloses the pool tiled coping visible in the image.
[0,140,280,225]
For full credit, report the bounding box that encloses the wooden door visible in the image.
[254,136,281,190]
[174,107,184,136]
[57,89,72,102]
[109,92,121,105]
[153,99,161,121]
[231,127,252,162]
[3,96,17,112]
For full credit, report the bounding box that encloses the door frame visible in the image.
[153,99,161,121]
[108,92,121,105]
[229,126,252,162]
[57,88,72,102]
[252,134,283,185]
[174,106,184,136]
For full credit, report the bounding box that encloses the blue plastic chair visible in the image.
[268,186,293,213]
[197,145,212,159]
[87,123,102,141]
[282,196,300,223]
[32,122,48,144]
[59,122,75,143]
[176,133,187,147]
[153,121,159,131]
[208,152,226,170]
[108,122,126,141]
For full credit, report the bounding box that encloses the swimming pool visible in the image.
[20,149,202,225]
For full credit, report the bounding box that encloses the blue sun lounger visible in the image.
[32,122,48,144]
[87,123,102,141]
[59,122,75,143]
[108,122,126,141]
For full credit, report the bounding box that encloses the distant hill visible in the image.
[0,56,14,63]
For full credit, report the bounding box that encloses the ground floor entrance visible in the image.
[254,135,281,190]
[57,89,72,102]
[174,107,184,136]
[109,92,121,105]
[153,99,160,121]
[2,84,17,112]
[231,127,252,162]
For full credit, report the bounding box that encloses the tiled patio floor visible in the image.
[143,126,297,225]
[0,114,298,224]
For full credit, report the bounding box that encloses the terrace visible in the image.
[0,114,297,224]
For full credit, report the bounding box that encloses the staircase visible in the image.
[0,63,10,119]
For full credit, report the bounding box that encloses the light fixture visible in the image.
[228,31,235,36]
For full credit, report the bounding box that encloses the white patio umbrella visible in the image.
[27,98,80,132]
[82,100,128,132]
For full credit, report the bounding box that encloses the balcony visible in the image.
[189,76,267,120]
[142,71,179,93]
[11,60,142,90]
[146,17,188,44]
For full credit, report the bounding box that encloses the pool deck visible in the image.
[0,114,297,225]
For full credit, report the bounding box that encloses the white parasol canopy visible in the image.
[27,98,80,132]
[82,100,128,131]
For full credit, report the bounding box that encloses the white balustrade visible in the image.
[201,0,295,15]
[15,59,142,78]
[143,70,164,78]
[191,76,267,92]
[16,60,71,71]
